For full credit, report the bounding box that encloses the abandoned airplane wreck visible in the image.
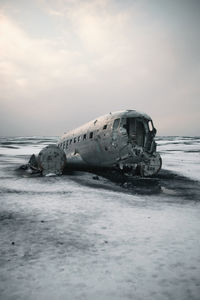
[21,110,162,177]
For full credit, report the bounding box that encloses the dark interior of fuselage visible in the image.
[122,118,145,146]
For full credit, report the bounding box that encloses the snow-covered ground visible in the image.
[157,136,200,181]
[0,136,200,300]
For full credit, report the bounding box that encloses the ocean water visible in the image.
[0,136,200,300]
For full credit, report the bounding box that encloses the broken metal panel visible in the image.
[139,152,162,177]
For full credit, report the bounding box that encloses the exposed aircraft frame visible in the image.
[58,110,162,177]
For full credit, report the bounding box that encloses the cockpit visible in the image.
[113,117,157,153]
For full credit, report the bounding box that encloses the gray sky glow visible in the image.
[0,0,200,136]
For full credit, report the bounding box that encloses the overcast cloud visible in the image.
[0,0,200,136]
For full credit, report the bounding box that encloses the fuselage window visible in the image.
[83,134,87,140]
[113,119,120,130]
[103,124,107,130]
[74,137,76,143]
[78,136,81,142]
[89,132,93,139]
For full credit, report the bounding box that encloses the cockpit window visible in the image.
[148,121,153,132]
[113,119,120,130]
[120,118,128,134]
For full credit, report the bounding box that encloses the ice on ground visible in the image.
[157,136,200,181]
[0,136,200,300]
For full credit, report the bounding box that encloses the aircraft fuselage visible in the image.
[57,110,162,176]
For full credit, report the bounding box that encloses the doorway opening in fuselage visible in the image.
[125,118,145,147]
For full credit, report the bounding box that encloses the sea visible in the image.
[0,136,200,300]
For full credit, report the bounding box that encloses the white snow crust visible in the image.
[0,136,200,300]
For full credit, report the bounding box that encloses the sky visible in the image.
[0,0,200,136]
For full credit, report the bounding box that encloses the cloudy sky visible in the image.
[0,0,199,136]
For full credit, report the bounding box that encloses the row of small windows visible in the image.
[60,132,92,149]
[59,124,107,149]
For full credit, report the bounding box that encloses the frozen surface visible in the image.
[157,136,200,181]
[0,136,200,300]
